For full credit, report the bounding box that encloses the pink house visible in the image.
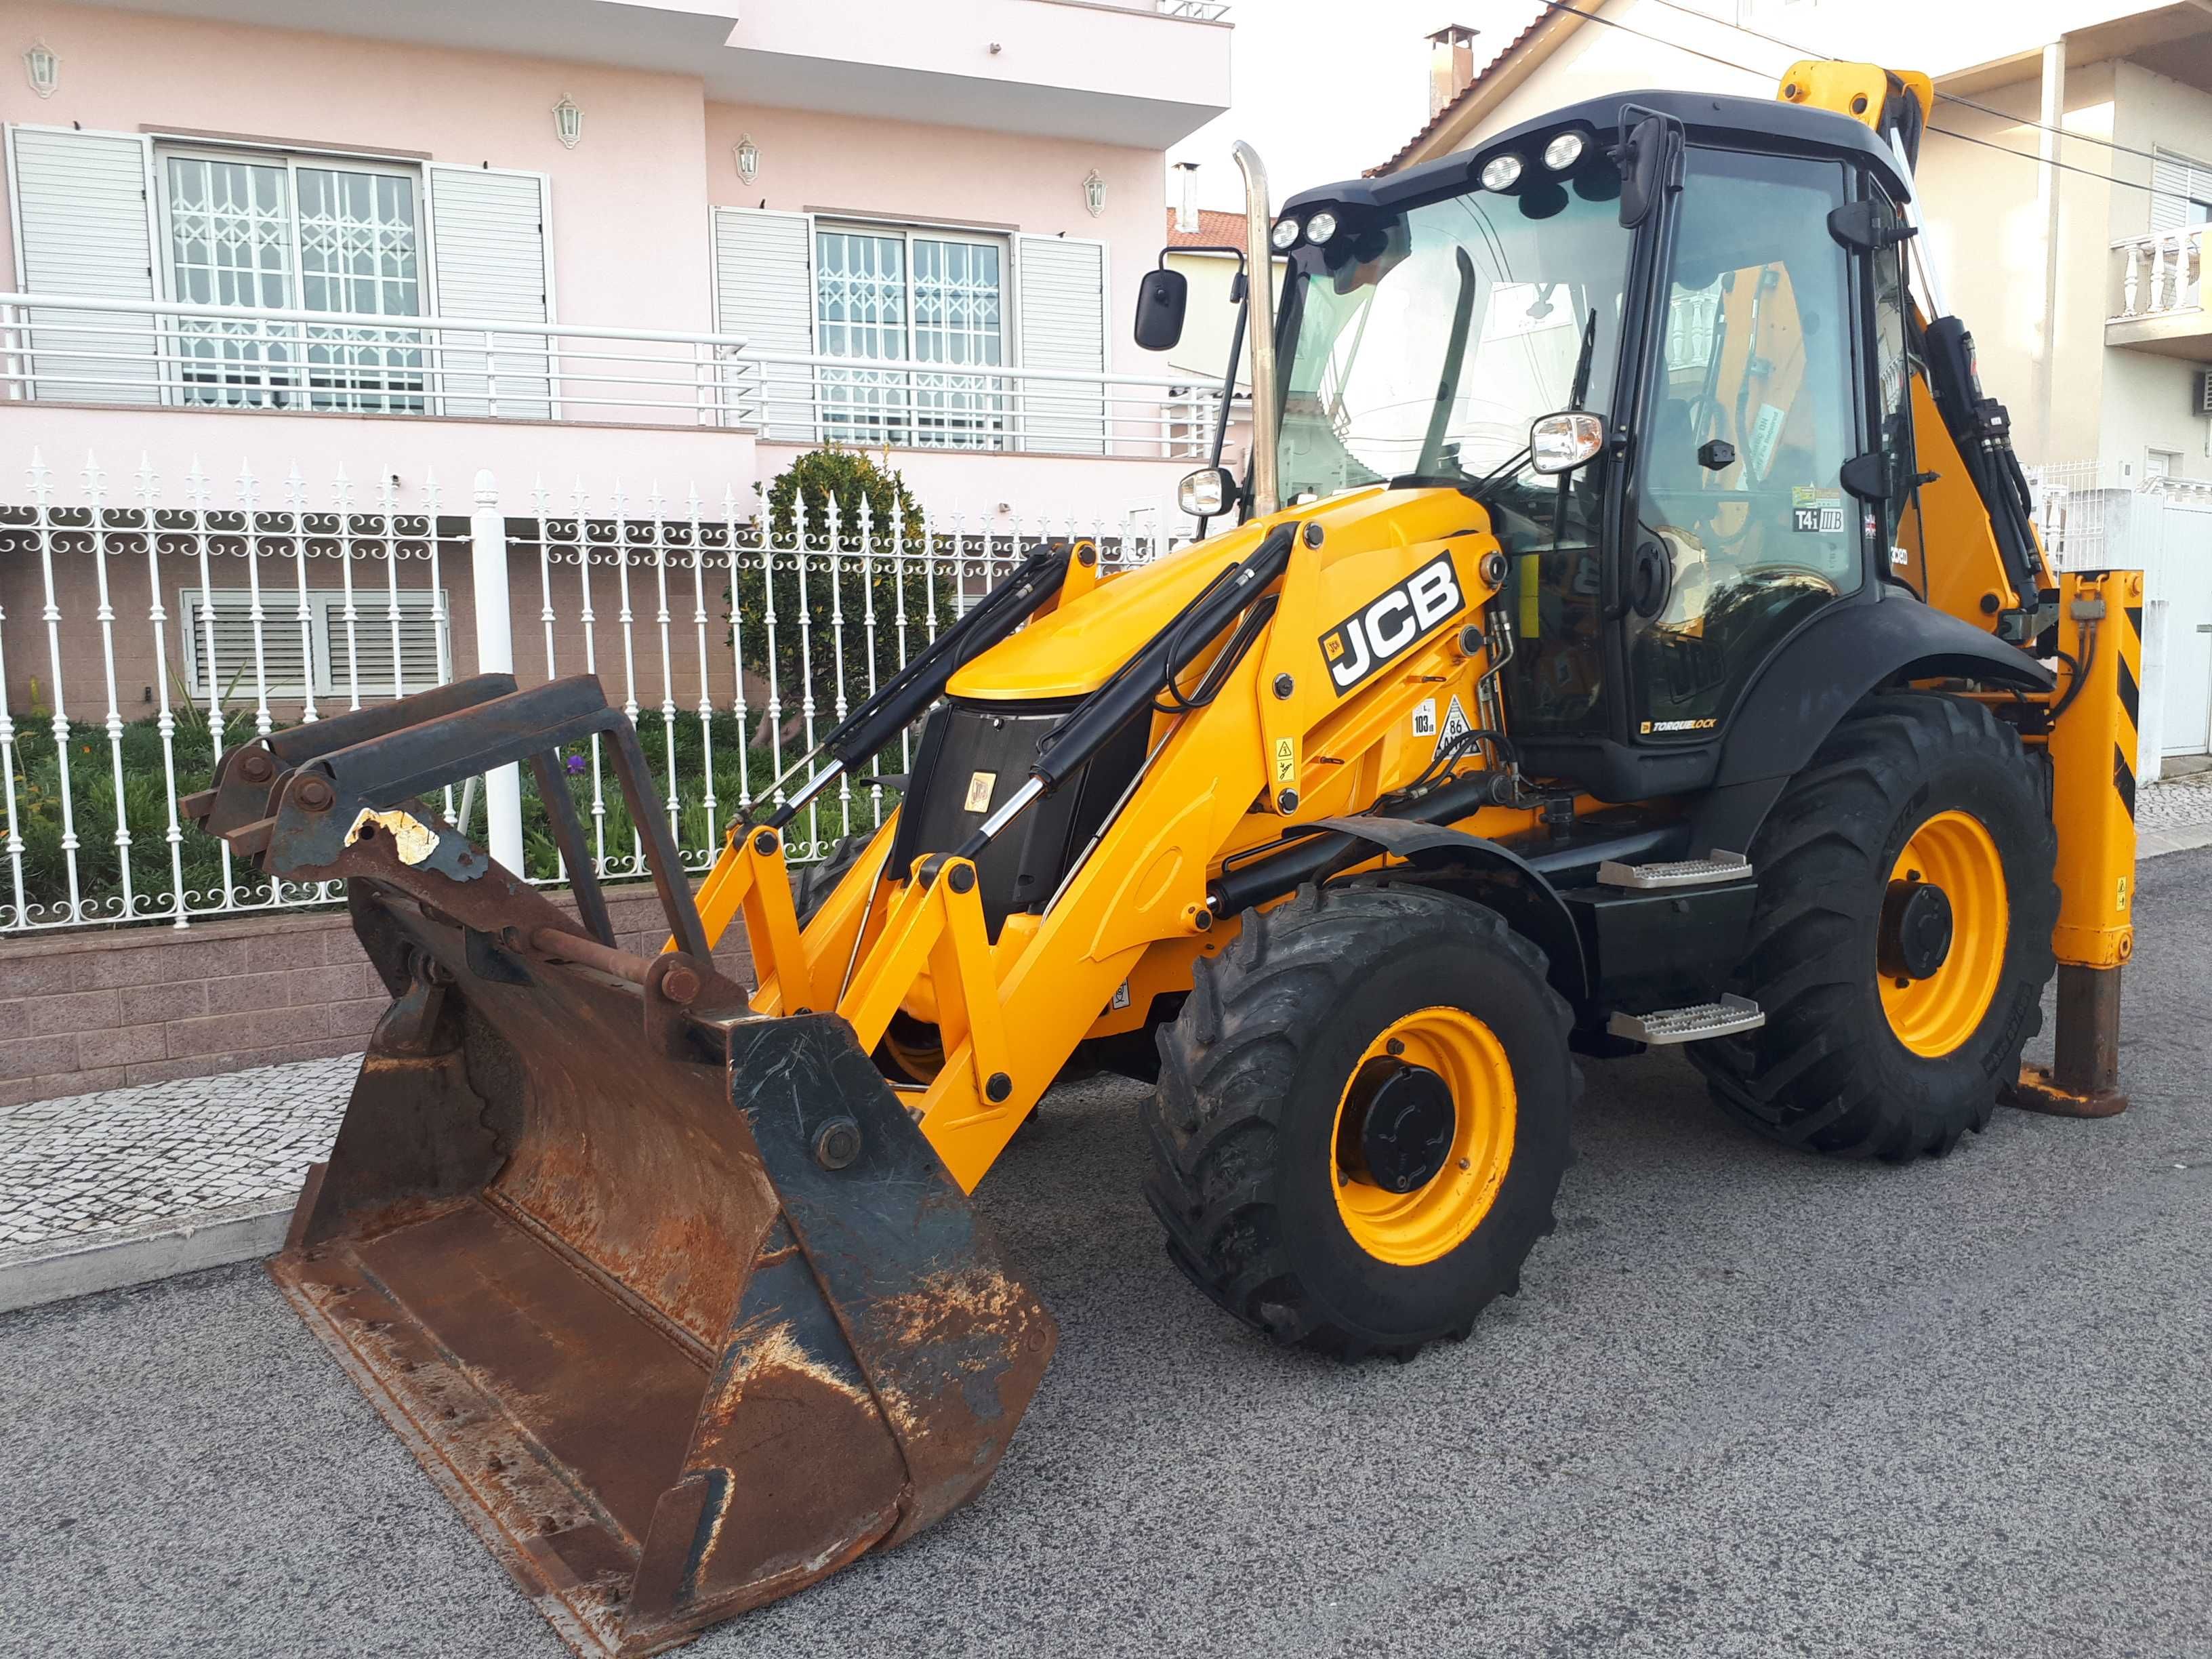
[0,0,1235,1036]
[0,0,1234,517]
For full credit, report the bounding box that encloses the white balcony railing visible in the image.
[0,291,1223,462]
[2110,228,2206,323]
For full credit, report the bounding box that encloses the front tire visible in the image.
[1144,883,1576,1359]
[1693,693,2059,1160]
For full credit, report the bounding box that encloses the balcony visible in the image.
[2107,228,2212,359]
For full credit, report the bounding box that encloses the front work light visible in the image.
[1479,153,1523,191]
[1530,410,1606,475]
[1270,218,1301,251]
[1305,209,1338,245]
[1542,131,1586,171]
[1179,466,1235,518]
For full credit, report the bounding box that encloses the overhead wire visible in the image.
[1513,0,2171,199]
[1632,0,2177,170]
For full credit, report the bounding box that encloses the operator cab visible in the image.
[1263,90,1921,805]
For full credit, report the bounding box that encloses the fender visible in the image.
[1277,815,1592,1002]
[1692,588,2054,853]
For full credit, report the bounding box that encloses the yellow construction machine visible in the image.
[187,61,2139,1656]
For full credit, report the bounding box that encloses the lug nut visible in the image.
[295,777,334,812]
[239,750,274,784]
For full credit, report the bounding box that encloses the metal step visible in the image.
[1607,994,1765,1046]
[1596,849,1752,890]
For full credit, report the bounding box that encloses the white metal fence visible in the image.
[0,448,1190,935]
[0,292,1223,461]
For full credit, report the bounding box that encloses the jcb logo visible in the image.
[1318,554,1464,695]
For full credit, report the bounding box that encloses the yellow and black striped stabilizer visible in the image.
[2047,570,2142,972]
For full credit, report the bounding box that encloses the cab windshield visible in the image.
[1276,157,1634,503]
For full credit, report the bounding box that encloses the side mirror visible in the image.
[1178,466,1236,518]
[1616,111,1679,229]
[1531,411,1605,475]
[1134,266,1189,352]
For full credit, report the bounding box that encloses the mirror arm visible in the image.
[1199,300,1248,537]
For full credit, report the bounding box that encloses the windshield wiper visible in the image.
[1387,444,1532,501]
[1567,306,1599,412]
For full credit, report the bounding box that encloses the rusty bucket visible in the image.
[186,676,1053,1656]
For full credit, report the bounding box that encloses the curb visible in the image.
[2142,822,2212,860]
[0,1200,291,1316]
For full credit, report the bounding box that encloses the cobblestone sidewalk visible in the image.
[2142,771,2212,857]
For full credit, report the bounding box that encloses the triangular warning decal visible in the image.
[1438,694,1473,745]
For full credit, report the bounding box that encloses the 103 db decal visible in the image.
[1317,553,1464,695]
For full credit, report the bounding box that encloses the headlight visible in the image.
[1305,209,1338,245]
[1479,152,1523,192]
[1530,411,1606,475]
[1269,218,1301,251]
[1543,131,1586,171]
[1179,466,1233,518]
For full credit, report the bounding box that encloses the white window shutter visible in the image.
[2152,150,2193,234]
[5,125,159,405]
[426,164,553,419]
[711,207,814,438]
[1014,234,1107,454]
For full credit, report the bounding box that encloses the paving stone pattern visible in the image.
[0,1053,358,1249]
[2139,772,2212,830]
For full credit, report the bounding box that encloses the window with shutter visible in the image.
[180,588,447,701]
[711,207,815,438]
[5,125,161,405]
[1014,234,1107,454]
[426,165,554,419]
[2151,148,2212,235]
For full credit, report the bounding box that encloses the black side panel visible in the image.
[890,699,1146,938]
[1711,589,2050,792]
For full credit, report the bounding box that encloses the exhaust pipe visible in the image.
[1233,139,1281,520]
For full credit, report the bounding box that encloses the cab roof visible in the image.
[1284,87,1911,216]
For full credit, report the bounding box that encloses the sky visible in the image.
[1164,2,1547,213]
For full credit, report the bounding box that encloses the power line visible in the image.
[1513,0,2165,200]
[1635,0,2173,171]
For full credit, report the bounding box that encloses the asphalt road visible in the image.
[6,849,2211,1659]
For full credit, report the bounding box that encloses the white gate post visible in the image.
[470,468,527,874]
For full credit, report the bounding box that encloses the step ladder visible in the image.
[1607,994,1765,1046]
[1595,849,1752,890]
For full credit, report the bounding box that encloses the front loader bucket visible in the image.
[186,676,1053,1656]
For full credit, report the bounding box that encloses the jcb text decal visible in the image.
[1317,553,1463,696]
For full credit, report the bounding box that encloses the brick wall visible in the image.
[0,886,756,1109]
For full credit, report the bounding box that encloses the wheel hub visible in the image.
[1350,1061,1458,1193]
[1879,878,1954,981]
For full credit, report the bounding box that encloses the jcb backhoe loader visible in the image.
[187,61,2139,1656]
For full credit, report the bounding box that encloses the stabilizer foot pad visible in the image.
[2003,1063,2129,1119]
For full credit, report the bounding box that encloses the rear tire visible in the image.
[1692,693,2058,1160]
[790,834,874,925]
[1145,883,1576,1359]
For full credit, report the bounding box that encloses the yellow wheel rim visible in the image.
[1879,809,2008,1059]
[1330,1006,1516,1267]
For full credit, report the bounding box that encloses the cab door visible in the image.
[1622,148,1866,743]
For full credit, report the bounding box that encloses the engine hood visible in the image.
[945,486,1486,702]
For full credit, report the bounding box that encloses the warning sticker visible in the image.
[1111,980,1132,1011]
[1438,694,1473,746]
[1411,697,1438,738]
[963,769,997,813]
[1747,402,1786,480]
[1273,736,1296,785]
[1790,485,1845,535]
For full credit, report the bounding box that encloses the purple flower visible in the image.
[566,753,587,774]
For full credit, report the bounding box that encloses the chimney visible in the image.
[1427,24,1479,120]
[1173,161,1200,234]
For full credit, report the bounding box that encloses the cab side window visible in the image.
[1629,149,1859,740]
